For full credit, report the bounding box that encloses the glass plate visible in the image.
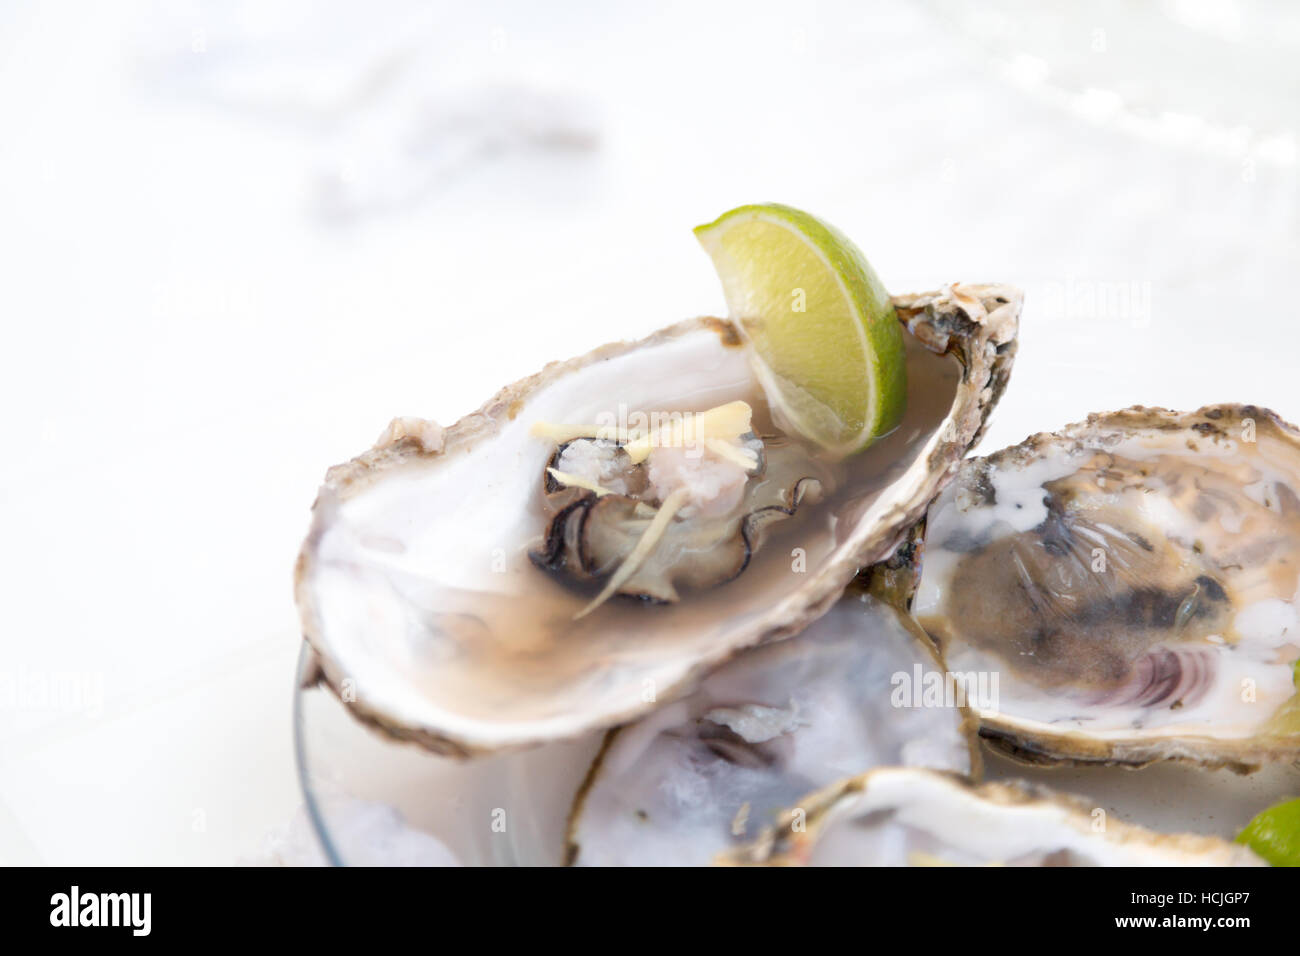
[294,643,601,865]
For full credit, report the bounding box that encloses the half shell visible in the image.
[726,766,1265,866]
[910,405,1300,771]
[294,284,1019,755]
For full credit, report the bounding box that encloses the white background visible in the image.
[1,0,1297,863]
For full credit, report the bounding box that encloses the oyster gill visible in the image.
[294,284,1019,755]
[725,766,1265,866]
[912,405,1300,770]
[566,587,979,866]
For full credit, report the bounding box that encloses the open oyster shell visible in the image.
[909,405,1300,771]
[294,284,1019,755]
[724,766,1266,866]
[566,586,980,866]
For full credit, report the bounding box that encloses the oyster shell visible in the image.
[911,405,1300,771]
[725,766,1265,866]
[566,587,979,866]
[294,284,1019,755]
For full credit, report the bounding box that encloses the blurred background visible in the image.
[0,0,1297,863]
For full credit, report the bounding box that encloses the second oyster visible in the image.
[911,405,1300,771]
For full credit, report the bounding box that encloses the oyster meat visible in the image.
[529,401,834,613]
[726,767,1266,866]
[294,284,1019,755]
[566,587,979,866]
[911,405,1300,770]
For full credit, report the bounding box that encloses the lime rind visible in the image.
[1237,797,1300,866]
[694,203,906,456]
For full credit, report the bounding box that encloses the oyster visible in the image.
[725,766,1266,866]
[529,401,834,613]
[294,284,1019,755]
[911,405,1300,771]
[566,587,979,866]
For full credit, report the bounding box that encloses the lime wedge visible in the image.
[694,203,906,456]
[1237,797,1300,866]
